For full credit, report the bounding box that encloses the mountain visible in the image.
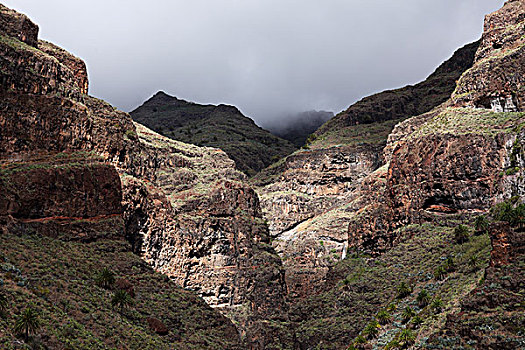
[252,39,480,300]
[0,4,288,348]
[265,110,334,147]
[129,92,296,176]
[253,0,524,348]
[1,0,524,349]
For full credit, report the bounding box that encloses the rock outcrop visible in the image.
[253,39,480,298]
[452,0,524,112]
[0,4,287,348]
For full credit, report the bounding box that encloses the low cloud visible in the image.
[4,0,505,126]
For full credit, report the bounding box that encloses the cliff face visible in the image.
[253,40,480,298]
[0,4,287,348]
[130,91,296,176]
[286,1,525,348]
[452,0,524,112]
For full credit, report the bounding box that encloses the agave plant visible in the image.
[411,315,424,328]
[363,320,380,339]
[401,306,416,324]
[13,307,40,341]
[95,267,115,289]
[398,329,416,348]
[396,282,412,299]
[416,289,431,308]
[433,266,446,281]
[431,297,444,313]
[376,310,392,325]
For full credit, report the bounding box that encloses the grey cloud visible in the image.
[3,0,505,128]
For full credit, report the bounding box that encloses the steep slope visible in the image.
[286,1,525,348]
[427,222,524,349]
[265,110,334,147]
[130,92,296,176]
[0,4,288,349]
[252,39,480,299]
[315,40,481,142]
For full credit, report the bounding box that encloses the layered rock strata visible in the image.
[0,4,287,348]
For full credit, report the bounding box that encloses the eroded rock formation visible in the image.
[0,4,287,348]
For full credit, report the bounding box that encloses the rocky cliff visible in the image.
[252,39,480,299]
[0,4,287,348]
[282,1,525,348]
[130,92,296,176]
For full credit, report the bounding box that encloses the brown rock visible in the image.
[489,222,516,267]
[452,0,525,111]
[146,317,169,336]
[0,4,39,47]
[115,278,135,298]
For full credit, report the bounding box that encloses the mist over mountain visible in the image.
[264,110,334,147]
[0,0,505,127]
[130,91,296,176]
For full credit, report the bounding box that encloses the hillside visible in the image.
[251,39,481,300]
[255,0,525,348]
[1,0,524,349]
[0,3,288,348]
[130,92,296,176]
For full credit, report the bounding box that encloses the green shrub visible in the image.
[386,303,397,312]
[363,320,380,339]
[433,266,446,281]
[13,307,40,341]
[411,315,424,328]
[111,290,134,313]
[491,199,525,229]
[354,335,367,344]
[431,297,444,313]
[385,339,401,349]
[474,215,489,235]
[95,267,115,289]
[398,329,416,348]
[416,289,431,308]
[444,256,455,272]
[396,282,412,299]
[468,255,479,271]
[401,306,416,324]
[377,310,392,325]
[454,224,470,244]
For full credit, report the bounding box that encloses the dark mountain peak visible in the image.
[148,90,178,102]
[130,95,295,175]
[153,90,172,98]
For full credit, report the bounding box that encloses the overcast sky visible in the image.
[4,0,504,128]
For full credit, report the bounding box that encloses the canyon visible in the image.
[0,0,524,349]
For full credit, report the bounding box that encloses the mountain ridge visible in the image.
[130,91,296,176]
